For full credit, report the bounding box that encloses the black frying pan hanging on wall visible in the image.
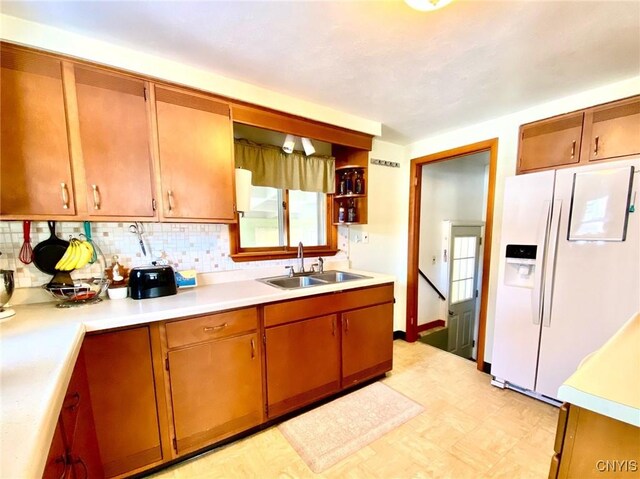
[33,221,69,275]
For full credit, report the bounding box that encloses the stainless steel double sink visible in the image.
[258,270,370,290]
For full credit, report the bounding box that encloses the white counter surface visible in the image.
[0,270,394,478]
[558,312,640,427]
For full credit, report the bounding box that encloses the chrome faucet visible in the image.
[297,242,304,273]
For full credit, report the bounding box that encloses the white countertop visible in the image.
[0,270,394,478]
[558,312,640,427]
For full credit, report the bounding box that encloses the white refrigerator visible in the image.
[491,157,640,401]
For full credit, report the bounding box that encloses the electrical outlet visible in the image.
[362,232,369,244]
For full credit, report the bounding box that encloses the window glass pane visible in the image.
[239,186,284,247]
[451,281,459,303]
[289,190,326,246]
[465,279,473,299]
[452,260,460,281]
[454,237,462,258]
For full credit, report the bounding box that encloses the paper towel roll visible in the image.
[235,168,252,213]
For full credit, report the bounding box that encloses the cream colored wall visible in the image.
[346,140,409,331]
[407,76,640,362]
[0,14,381,137]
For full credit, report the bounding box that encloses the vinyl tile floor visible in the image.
[148,340,559,479]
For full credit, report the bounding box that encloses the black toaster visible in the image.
[128,265,177,300]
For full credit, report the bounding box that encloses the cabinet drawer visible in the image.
[264,283,394,328]
[166,307,258,348]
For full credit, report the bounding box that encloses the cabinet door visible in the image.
[60,350,104,479]
[43,420,69,479]
[155,87,235,221]
[0,48,75,216]
[342,303,393,388]
[83,327,163,477]
[74,66,156,217]
[587,97,640,162]
[518,112,583,173]
[265,314,340,418]
[167,333,263,454]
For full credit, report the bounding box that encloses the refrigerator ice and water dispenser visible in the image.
[504,244,537,288]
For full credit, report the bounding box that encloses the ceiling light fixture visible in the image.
[404,0,454,11]
[282,134,295,154]
[301,137,316,156]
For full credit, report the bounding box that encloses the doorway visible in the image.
[406,139,498,371]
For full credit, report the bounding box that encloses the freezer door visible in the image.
[491,170,555,391]
[536,158,640,398]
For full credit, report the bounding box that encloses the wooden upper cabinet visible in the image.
[517,112,584,174]
[586,96,640,162]
[73,66,156,217]
[154,86,235,221]
[265,314,341,418]
[83,327,163,477]
[167,332,263,454]
[341,302,394,388]
[0,48,76,216]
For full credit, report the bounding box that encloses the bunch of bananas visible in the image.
[55,238,95,271]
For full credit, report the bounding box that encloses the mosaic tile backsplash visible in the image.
[0,221,349,289]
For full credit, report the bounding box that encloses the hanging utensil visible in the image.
[33,221,70,276]
[19,220,33,264]
[129,222,147,256]
[83,221,98,264]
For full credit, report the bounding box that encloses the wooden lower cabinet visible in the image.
[264,284,395,419]
[342,303,394,387]
[166,331,263,454]
[43,351,103,479]
[266,314,341,418]
[550,403,640,479]
[83,327,164,477]
[42,284,395,477]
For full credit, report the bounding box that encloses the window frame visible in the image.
[229,189,338,262]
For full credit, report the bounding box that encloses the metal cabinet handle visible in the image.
[167,190,174,212]
[70,456,88,479]
[91,184,101,210]
[203,323,228,332]
[60,182,70,209]
[570,140,576,159]
[250,338,255,359]
[54,455,67,479]
[593,136,600,156]
[344,318,349,332]
[63,391,80,411]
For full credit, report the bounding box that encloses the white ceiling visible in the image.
[1,1,639,144]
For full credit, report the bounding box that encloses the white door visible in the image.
[448,226,481,359]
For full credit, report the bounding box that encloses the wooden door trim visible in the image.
[405,138,498,372]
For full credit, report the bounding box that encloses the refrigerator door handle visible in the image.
[532,200,552,325]
[542,199,562,328]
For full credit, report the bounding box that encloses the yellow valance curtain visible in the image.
[234,139,335,194]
